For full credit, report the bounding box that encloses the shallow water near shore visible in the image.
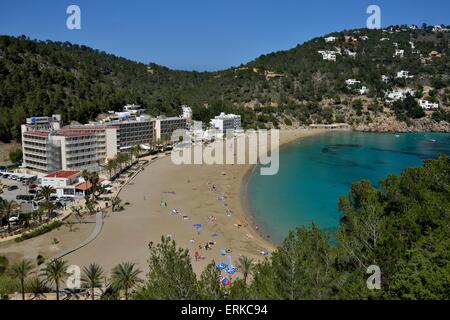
[247,131,450,244]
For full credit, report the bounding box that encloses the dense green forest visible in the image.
[0,155,448,299]
[1,24,449,142]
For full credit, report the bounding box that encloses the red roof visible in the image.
[74,181,92,191]
[74,178,104,191]
[45,170,80,179]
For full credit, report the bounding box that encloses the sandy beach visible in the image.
[0,128,326,276]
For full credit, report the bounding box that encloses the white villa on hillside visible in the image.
[419,100,439,110]
[324,36,337,43]
[393,49,404,58]
[357,86,369,95]
[345,79,360,86]
[396,70,413,79]
[318,50,340,61]
[385,88,416,102]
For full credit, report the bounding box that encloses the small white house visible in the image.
[41,170,82,198]
[358,86,369,95]
[181,105,193,119]
[396,70,413,79]
[345,79,361,86]
[393,49,404,58]
[324,36,337,43]
[385,88,416,102]
[344,49,357,58]
[381,75,390,83]
[318,50,340,61]
[419,100,439,110]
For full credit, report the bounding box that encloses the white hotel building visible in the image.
[210,113,242,135]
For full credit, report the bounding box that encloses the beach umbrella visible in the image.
[222,277,231,286]
[211,232,219,237]
[225,266,237,275]
[215,262,228,270]
[193,223,202,230]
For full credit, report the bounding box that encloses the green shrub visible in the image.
[36,255,45,266]
[15,221,63,243]
[0,275,20,295]
[0,256,8,275]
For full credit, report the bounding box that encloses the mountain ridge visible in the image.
[0,24,449,142]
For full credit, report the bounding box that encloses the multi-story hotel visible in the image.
[59,125,118,165]
[155,116,187,143]
[210,112,242,134]
[20,106,206,174]
[21,117,100,173]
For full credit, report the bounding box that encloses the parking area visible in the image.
[0,178,30,202]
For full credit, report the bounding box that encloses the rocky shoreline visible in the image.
[353,117,449,133]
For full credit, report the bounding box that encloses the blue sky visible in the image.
[0,0,449,71]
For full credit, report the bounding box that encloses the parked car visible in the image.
[7,185,18,191]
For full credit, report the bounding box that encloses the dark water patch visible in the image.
[369,147,431,159]
[322,144,362,154]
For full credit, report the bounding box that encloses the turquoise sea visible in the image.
[247,131,450,244]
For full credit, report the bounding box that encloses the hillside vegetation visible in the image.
[1,24,449,142]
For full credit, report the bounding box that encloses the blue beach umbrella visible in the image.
[215,262,228,270]
[225,266,237,275]
[193,224,202,230]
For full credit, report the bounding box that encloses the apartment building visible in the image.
[210,113,242,135]
[113,115,154,150]
[22,115,99,174]
[155,116,187,142]
[61,125,118,164]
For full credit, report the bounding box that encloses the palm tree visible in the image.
[28,276,47,300]
[131,145,141,161]
[81,171,100,201]
[42,259,68,300]
[236,256,254,284]
[116,153,129,172]
[40,201,56,219]
[110,262,142,300]
[38,186,55,202]
[106,159,117,179]
[81,263,104,300]
[10,259,33,300]
[0,199,19,233]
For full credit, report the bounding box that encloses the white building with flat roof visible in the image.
[396,70,413,79]
[385,88,416,102]
[210,113,242,135]
[346,79,361,86]
[419,100,439,110]
[181,105,193,120]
